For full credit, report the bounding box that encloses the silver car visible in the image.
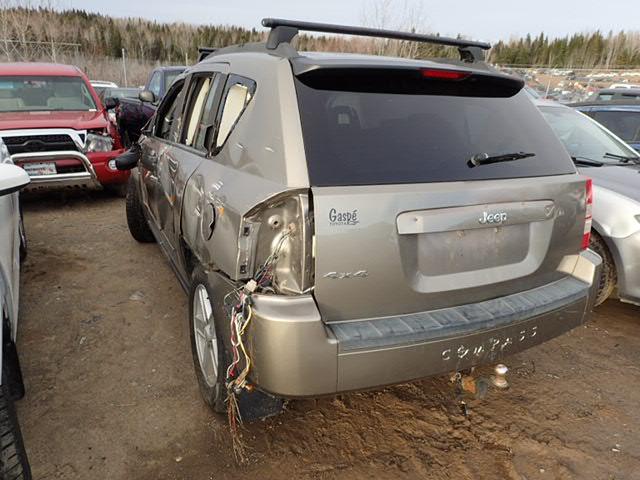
[119,19,601,419]
[537,99,640,306]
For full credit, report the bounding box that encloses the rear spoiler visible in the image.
[197,47,218,63]
[262,18,491,63]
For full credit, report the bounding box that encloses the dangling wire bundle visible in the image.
[222,228,293,462]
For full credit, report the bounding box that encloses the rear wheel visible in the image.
[189,267,227,413]
[188,267,284,420]
[589,231,616,306]
[125,177,155,243]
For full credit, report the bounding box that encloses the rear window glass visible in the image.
[295,72,576,186]
[591,111,640,143]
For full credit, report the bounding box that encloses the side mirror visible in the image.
[139,90,156,104]
[115,143,142,171]
[104,97,118,110]
[0,164,30,196]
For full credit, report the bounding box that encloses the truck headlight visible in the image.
[84,133,113,153]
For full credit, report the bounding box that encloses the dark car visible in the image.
[100,87,141,124]
[115,66,186,146]
[572,92,640,151]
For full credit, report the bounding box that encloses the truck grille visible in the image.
[4,134,78,155]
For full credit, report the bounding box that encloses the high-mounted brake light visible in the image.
[582,178,593,250]
[421,69,471,81]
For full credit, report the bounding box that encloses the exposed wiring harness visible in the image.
[223,228,292,459]
[223,229,292,394]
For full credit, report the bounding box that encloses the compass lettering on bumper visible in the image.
[441,326,538,361]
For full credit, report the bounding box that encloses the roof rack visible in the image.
[262,18,491,63]
[197,47,218,63]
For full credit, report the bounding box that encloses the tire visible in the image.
[18,207,27,263]
[188,267,284,420]
[125,177,155,243]
[188,267,228,413]
[0,370,31,479]
[589,231,616,306]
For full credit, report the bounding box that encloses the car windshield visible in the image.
[0,76,97,112]
[539,106,639,163]
[165,71,182,90]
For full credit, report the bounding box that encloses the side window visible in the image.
[194,75,223,151]
[148,72,162,98]
[592,111,640,142]
[181,75,216,148]
[155,81,185,141]
[213,75,256,152]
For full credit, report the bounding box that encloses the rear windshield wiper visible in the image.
[603,152,640,164]
[572,156,604,167]
[467,151,535,168]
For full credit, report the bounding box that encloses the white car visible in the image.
[0,157,31,478]
[90,80,119,97]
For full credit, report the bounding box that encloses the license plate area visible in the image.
[23,162,57,176]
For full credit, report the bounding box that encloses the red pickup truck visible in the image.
[0,63,128,194]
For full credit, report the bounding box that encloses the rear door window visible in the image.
[181,75,214,148]
[193,75,223,151]
[295,69,576,186]
[213,75,256,153]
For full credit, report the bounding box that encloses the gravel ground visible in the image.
[15,190,640,480]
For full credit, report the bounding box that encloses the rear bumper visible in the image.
[236,250,601,398]
[12,149,127,189]
[609,230,640,306]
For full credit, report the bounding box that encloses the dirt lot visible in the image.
[14,190,640,480]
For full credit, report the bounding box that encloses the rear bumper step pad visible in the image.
[330,276,589,353]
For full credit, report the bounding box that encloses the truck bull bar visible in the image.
[10,150,99,188]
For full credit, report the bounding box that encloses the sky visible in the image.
[64,0,638,43]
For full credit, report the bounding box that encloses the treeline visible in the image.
[491,31,640,68]
[0,7,639,68]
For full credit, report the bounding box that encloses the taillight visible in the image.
[582,178,593,250]
[421,69,471,81]
[240,191,314,295]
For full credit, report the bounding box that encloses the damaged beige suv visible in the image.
[119,19,602,419]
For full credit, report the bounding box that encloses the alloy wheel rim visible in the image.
[193,284,218,388]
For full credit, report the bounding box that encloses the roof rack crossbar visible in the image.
[262,18,491,62]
